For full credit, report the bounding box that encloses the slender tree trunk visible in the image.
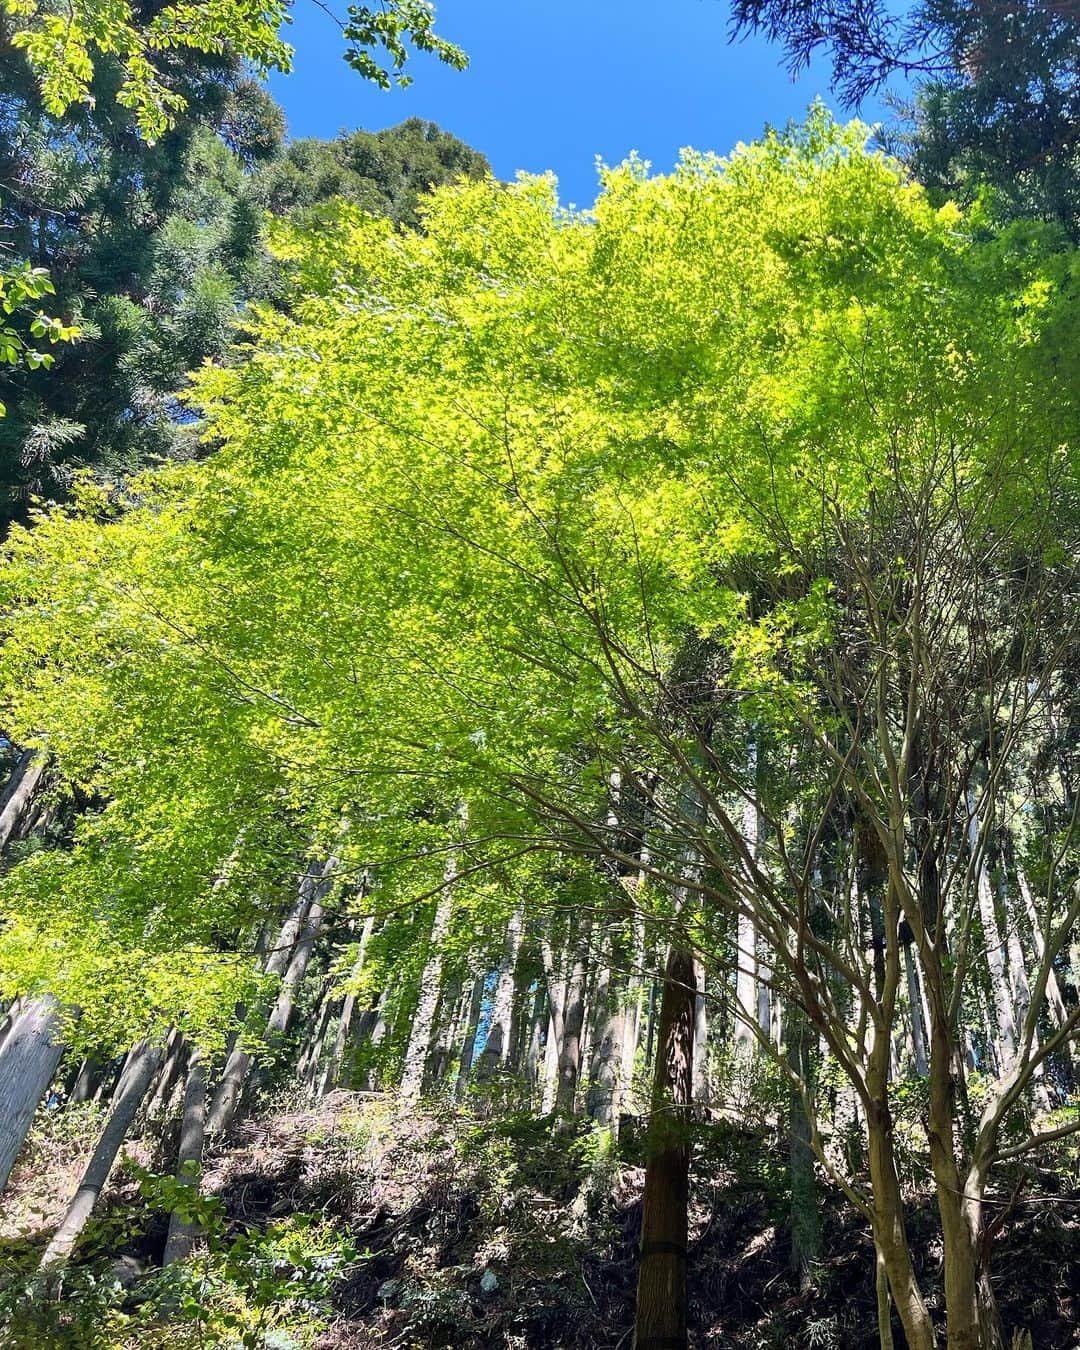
[429,976,464,1086]
[692,957,710,1105]
[0,996,65,1195]
[359,992,388,1090]
[208,857,335,1133]
[968,801,1016,1068]
[39,1040,163,1272]
[454,972,485,1099]
[555,932,590,1118]
[903,934,930,1077]
[70,1057,102,1105]
[540,935,567,1114]
[208,872,315,1133]
[734,751,760,1060]
[163,1050,207,1266]
[867,1100,936,1350]
[265,888,328,1045]
[632,943,695,1350]
[298,982,336,1092]
[319,913,377,1096]
[524,985,548,1097]
[1015,863,1070,1032]
[145,1027,186,1122]
[401,827,461,1101]
[478,905,525,1076]
[787,1007,820,1288]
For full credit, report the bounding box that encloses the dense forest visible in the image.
[1,2,1080,1349]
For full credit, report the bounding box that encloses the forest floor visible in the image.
[2,1090,1080,1348]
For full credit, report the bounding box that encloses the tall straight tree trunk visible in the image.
[454,972,485,1099]
[1015,862,1070,1030]
[787,1007,820,1288]
[297,981,336,1092]
[632,942,696,1350]
[555,930,590,1118]
[39,1040,163,1272]
[401,820,462,1101]
[265,887,329,1045]
[319,912,377,1096]
[478,905,525,1076]
[145,1026,186,1122]
[208,856,335,1133]
[588,955,628,1126]
[429,976,464,1086]
[622,910,647,1096]
[735,742,761,1058]
[967,794,1017,1069]
[540,933,567,1113]
[163,1049,207,1266]
[524,985,548,1097]
[902,934,930,1076]
[0,996,65,1195]
[692,957,710,1105]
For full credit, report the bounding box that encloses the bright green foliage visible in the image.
[2,0,291,142]
[0,21,486,520]
[342,1,467,90]
[733,0,1080,234]
[0,107,1075,1044]
[0,260,77,416]
[2,0,467,143]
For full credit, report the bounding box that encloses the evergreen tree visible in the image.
[731,0,1080,232]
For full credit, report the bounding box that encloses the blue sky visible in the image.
[269,0,891,209]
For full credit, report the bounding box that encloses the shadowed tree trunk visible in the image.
[787,1007,821,1288]
[632,942,695,1350]
[0,996,65,1195]
[209,856,335,1134]
[555,928,590,1118]
[39,1039,163,1272]
[401,819,462,1101]
[454,972,485,1099]
[478,905,525,1077]
[163,1049,207,1266]
[70,1057,102,1105]
[0,749,46,853]
[320,912,377,1095]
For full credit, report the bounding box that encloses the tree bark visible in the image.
[0,749,46,853]
[319,912,377,1096]
[967,799,1016,1069]
[524,985,548,1097]
[208,856,334,1133]
[787,1008,820,1288]
[0,996,65,1195]
[903,934,930,1077]
[478,905,525,1077]
[632,942,695,1350]
[734,747,760,1059]
[555,930,590,1118]
[692,957,710,1105]
[39,1040,163,1272]
[401,825,461,1101]
[163,1049,207,1266]
[454,972,485,1099]
[70,1057,103,1105]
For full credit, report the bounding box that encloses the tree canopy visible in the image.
[0,110,1078,1345]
